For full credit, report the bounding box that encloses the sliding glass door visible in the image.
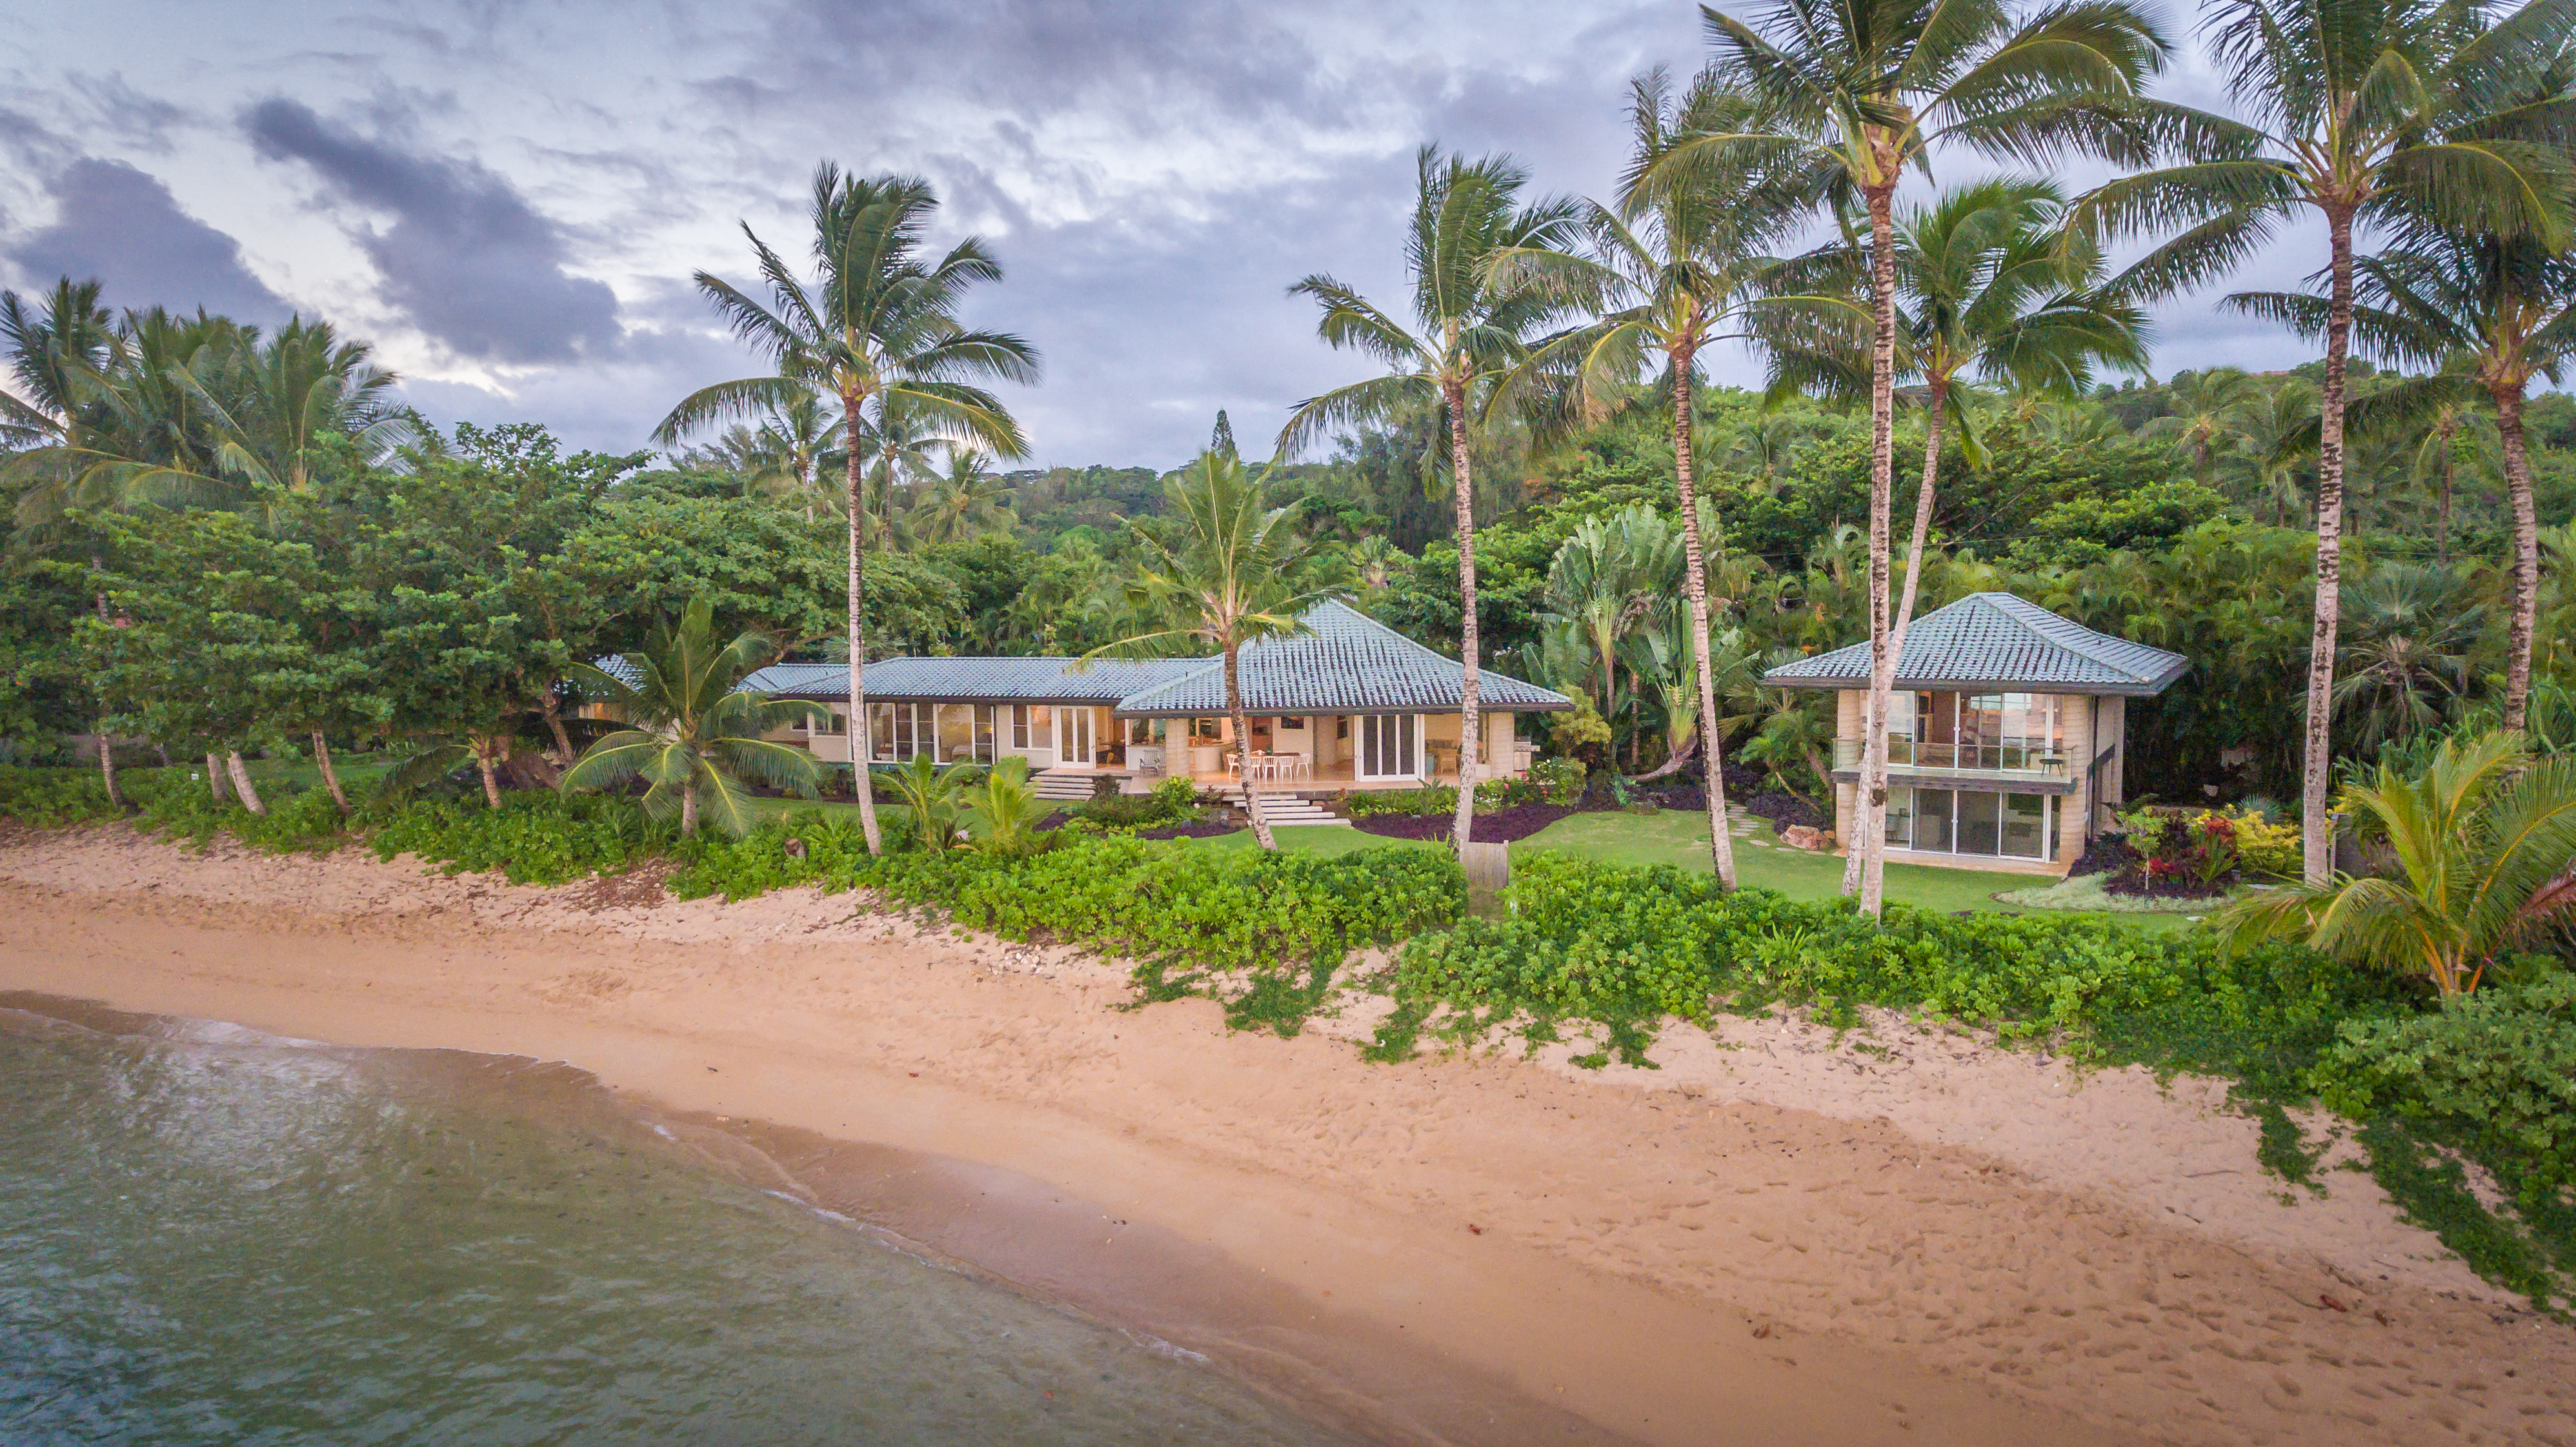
[1886,787,2049,860]
[1357,713,1420,780]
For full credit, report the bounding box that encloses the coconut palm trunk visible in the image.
[846,427,885,855]
[1443,375,1483,853]
[1669,358,1738,888]
[226,751,267,816]
[1224,643,1275,850]
[90,576,121,809]
[206,751,230,804]
[1847,179,1901,916]
[2495,387,2541,733]
[2302,209,2357,888]
[312,730,348,815]
[1895,381,1947,643]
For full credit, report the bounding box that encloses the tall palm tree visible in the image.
[1766,177,2148,687]
[560,596,824,836]
[2264,230,2576,733]
[2226,378,2322,525]
[655,165,1040,855]
[852,389,954,540]
[180,317,414,498]
[1278,145,1582,855]
[2074,0,2576,887]
[1085,451,1327,851]
[1658,0,2171,915]
[1488,71,1817,887]
[2217,731,2576,996]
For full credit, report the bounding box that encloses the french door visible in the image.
[1055,706,1095,767]
[1356,713,1420,780]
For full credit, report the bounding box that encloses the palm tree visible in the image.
[180,317,414,498]
[655,165,1040,856]
[2217,731,2576,996]
[1,278,120,804]
[960,756,1049,852]
[1487,72,1816,887]
[2266,231,2576,734]
[1768,177,2148,680]
[852,389,954,540]
[1659,0,2171,916]
[559,596,823,836]
[2329,563,2480,751]
[1540,505,1685,725]
[2074,0,2576,887]
[2139,366,2263,474]
[1278,145,1582,855]
[884,751,976,851]
[905,447,1015,546]
[1085,451,1327,851]
[2225,378,2321,525]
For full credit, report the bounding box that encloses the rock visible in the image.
[1782,824,1830,851]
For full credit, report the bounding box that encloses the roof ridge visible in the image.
[1977,592,2142,674]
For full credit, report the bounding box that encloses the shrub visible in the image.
[370,792,676,885]
[1384,851,2331,1064]
[1527,756,1585,805]
[0,765,131,827]
[2316,976,2576,1200]
[1076,776,1203,830]
[670,825,1464,978]
[1344,785,1456,818]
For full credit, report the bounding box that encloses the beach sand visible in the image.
[3,824,2571,1446]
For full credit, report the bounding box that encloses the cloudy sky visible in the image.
[3,1,2327,470]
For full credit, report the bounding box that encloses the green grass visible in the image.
[1193,806,2193,931]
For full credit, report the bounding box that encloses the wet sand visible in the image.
[3,825,2571,1446]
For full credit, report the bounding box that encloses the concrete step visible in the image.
[1032,770,1109,802]
[1241,791,1349,827]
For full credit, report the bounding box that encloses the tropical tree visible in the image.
[2275,230,2576,733]
[1764,177,2148,709]
[1661,0,2172,915]
[2329,562,2480,751]
[656,165,1039,856]
[1278,145,1582,853]
[883,751,976,851]
[2139,366,2264,473]
[1085,450,1328,851]
[1490,71,1818,884]
[1540,505,1684,724]
[560,595,822,836]
[959,755,1049,852]
[2225,378,2322,525]
[2075,0,2576,886]
[906,447,1014,546]
[2217,731,2576,996]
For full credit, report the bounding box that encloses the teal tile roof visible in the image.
[737,600,1571,715]
[1761,592,2188,696]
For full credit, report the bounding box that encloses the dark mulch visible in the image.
[2067,831,2140,878]
[1352,802,1575,843]
[2102,864,2232,900]
[1136,819,1244,840]
[1033,809,1074,833]
[1743,789,1828,836]
[1644,782,1707,815]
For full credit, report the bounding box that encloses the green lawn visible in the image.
[1188,805,2195,931]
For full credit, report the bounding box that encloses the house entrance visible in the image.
[1357,713,1420,780]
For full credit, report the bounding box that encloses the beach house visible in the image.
[745,600,1573,800]
[1760,592,2188,875]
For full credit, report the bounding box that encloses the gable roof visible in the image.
[735,600,1571,714]
[1761,592,2188,696]
[1114,599,1571,716]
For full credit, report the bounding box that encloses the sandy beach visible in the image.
[3,825,2571,1446]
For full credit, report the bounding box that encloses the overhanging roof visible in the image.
[1762,592,2188,697]
[736,600,1571,716]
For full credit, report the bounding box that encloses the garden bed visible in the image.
[1136,820,1245,840]
[1351,802,1574,843]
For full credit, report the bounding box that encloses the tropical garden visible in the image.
[3,0,2575,1308]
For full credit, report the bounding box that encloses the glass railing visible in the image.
[1833,737,2069,778]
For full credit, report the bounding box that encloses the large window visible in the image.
[1886,787,2049,859]
[1884,692,2066,774]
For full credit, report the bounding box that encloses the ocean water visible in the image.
[0,1000,1356,1446]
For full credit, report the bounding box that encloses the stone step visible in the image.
[1240,792,1349,827]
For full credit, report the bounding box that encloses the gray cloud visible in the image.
[243,98,621,363]
[5,157,291,324]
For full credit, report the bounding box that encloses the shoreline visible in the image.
[3,825,2571,1444]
